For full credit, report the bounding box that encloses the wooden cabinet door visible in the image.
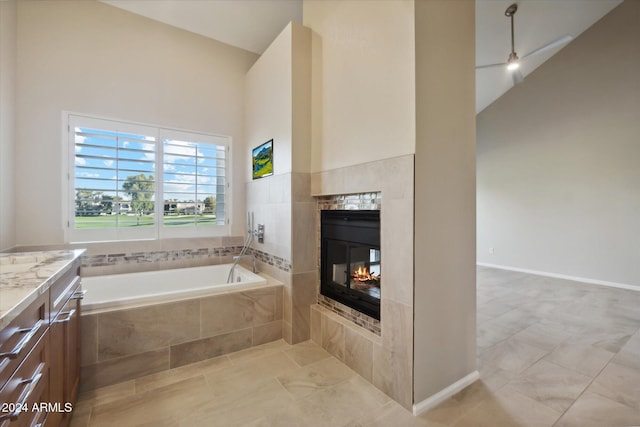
[64,296,80,407]
[47,292,80,427]
[47,318,64,427]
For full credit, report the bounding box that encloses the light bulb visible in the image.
[507,51,520,71]
[507,61,520,71]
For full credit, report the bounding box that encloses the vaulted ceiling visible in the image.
[101,0,622,113]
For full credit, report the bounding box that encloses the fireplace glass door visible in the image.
[321,210,380,319]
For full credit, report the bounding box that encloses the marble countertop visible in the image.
[0,249,85,329]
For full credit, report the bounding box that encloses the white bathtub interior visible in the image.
[82,263,267,312]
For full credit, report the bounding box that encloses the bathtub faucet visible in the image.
[233,254,257,274]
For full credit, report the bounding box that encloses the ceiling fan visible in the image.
[476,3,573,85]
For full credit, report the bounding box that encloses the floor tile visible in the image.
[75,268,640,427]
[479,335,549,374]
[277,355,356,399]
[588,360,640,410]
[452,386,562,427]
[554,391,640,427]
[506,359,592,412]
[544,342,614,377]
[204,350,299,397]
[89,376,212,427]
[283,339,332,367]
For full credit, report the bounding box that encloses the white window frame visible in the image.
[63,112,231,243]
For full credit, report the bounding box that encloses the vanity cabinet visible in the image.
[0,292,49,427]
[0,256,82,427]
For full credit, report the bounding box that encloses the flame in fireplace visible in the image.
[351,266,380,283]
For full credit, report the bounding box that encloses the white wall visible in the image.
[304,0,416,173]
[14,1,257,246]
[0,0,16,251]
[477,0,640,287]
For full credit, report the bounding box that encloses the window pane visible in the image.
[68,115,229,242]
[162,138,226,227]
[73,124,156,228]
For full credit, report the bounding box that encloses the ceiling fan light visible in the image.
[507,51,520,70]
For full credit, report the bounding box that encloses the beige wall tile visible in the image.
[291,271,317,343]
[253,320,283,346]
[345,327,373,382]
[251,287,279,325]
[372,343,412,410]
[200,288,276,338]
[322,314,345,361]
[380,155,414,201]
[275,285,284,319]
[170,328,252,369]
[292,201,318,273]
[268,173,292,204]
[283,284,292,323]
[292,172,313,203]
[80,313,98,367]
[310,305,322,344]
[283,320,293,344]
[310,168,345,196]
[380,198,414,307]
[97,300,200,361]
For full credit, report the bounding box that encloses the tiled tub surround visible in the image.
[80,282,284,391]
[311,155,415,410]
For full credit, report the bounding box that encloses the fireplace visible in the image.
[321,210,380,320]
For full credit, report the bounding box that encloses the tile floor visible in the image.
[71,267,640,426]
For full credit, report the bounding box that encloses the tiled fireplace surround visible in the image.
[309,155,414,409]
[24,155,415,409]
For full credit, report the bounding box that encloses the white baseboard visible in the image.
[477,262,640,292]
[413,371,480,416]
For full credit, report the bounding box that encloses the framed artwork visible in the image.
[252,139,273,180]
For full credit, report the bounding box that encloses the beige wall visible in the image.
[477,0,640,287]
[413,0,477,403]
[14,1,257,246]
[0,0,17,251]
[304,0,416,173]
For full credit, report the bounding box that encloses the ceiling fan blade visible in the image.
[476,62,507,70]
[522,35,573,60]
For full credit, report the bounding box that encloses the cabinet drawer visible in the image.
[49,261,81,318]
[0,332,49,427]
[0,294,48,391]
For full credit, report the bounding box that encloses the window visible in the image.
[66,114,229,242]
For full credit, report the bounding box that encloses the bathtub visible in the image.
[82,263,267,312]
[79,263,283,390]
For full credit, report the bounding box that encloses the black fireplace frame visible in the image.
[320,210,380,320]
